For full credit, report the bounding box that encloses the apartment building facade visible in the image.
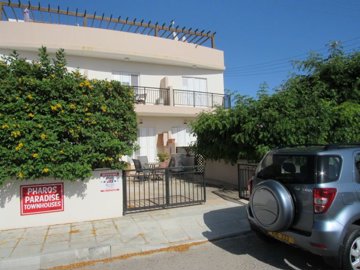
[0,1,227,163]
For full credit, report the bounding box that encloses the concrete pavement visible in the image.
[0,186,250,270]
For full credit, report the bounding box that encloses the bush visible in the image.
[0,47,138,185]
[157,152,169,162]
[191,47,360,162]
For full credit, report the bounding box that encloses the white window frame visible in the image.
[112,72,140,86]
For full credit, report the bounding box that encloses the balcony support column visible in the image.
[169,86,174,106]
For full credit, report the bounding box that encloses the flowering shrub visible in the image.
[0,47,137,184]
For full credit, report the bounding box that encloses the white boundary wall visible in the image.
[0,169,123,230]
[204,159,238,187]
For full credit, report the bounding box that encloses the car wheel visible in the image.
[342,225,360,270]
[250,180,294,231]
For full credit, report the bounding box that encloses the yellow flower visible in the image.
[26,94,33,100]
[40,133,47,140]
[32,153,39,158]
[11,130,21,138]
[17,172,25,179]
[28,113,34,118]
[69,103,76,110]
[80,80,93,90]
[1,124,9,129]
[42,167,50,174]
[50,103,62,112]
[101,105,107,112]
[59,149,64,154]
[15,142,24,151]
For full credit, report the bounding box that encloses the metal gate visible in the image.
[123,166,206,214]
[238,163,257,199]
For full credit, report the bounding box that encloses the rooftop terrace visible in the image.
[0,0,216,48]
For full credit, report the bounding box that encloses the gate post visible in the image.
[122,170,127,215]
[165,169,170,206]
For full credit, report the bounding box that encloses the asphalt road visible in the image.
[68,232,336,270]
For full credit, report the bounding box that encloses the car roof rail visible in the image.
[275,143,360,150]
[275,144,327,149]
[324,143,360,150]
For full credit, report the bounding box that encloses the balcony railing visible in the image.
[0,0,216,48]
[133,86,170,105]
[174,89,231,108]
[132,86,230,108]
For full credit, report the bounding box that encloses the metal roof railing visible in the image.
[0,0,216,48]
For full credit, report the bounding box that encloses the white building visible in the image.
[0,2,227,163]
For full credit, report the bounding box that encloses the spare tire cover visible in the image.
[250,180,294,231]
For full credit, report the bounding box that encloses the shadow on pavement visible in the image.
[202,207,335,270]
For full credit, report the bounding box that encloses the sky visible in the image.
[21,0,360,97]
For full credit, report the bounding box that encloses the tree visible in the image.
[191,47,360,162]
[0,47,138,185]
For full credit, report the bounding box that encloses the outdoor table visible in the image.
[145,162,163,180]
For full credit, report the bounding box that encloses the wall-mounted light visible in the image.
[139,119,143,124]
[184,120,188,125]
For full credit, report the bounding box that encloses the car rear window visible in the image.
[256,154,341,184]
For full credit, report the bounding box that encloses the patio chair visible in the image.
[135,93,147,104]
[168,154,185,173]
[132,159,150,181]
[137,156,150,169]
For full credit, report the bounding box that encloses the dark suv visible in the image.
[247,144,360,269]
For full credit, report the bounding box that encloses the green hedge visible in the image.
[0,47,137,184]
[191,48,360,162]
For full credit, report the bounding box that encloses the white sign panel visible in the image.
[100,172,121,192]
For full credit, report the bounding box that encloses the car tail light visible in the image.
[313,188,337,214]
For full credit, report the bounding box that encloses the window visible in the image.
[112,72,139,86]
[257,154,341,184]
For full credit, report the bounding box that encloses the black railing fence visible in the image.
[131,86,230,108]
[238,163,257,199]
[133,86,170,105]
[123,166,205,214]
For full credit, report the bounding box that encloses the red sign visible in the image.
[20,183,64,215]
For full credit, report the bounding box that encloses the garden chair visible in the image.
[132,159,150,181]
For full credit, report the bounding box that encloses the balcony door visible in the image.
[182,77,208,107]
[112,72,139,86]
[137,127,157,163]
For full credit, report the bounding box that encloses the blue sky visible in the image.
[35,1,360,97]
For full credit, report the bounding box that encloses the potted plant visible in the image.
[157,152,170,168]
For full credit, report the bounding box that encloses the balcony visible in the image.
[133,86,230,109]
